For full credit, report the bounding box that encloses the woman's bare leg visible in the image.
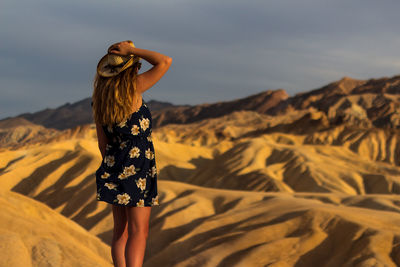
[125,206,152,267]
[111,205,129,267]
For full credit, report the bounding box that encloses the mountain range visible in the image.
[0,74,400,266]
[0,75,399,149]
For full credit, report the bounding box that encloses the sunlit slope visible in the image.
[154,109,400,166]
[154,110,400,194]
[0,189,112,267]
[2,118,399,200]
[0,138,112,238]
[0,110,400,266]
[145,180,400,267]
[4,156,400,266]
[0,114,399,235]
[0,117,58,148]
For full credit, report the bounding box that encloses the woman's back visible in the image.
[93,41,171,207]
[92,40,171,267]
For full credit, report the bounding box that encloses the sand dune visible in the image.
[0,118,58,149]
[0,111,399,265]
[0,189,112,267]
[2,137,400,266]
[1,74,399,266]
[145,180,400,267]
[2,118,399,207]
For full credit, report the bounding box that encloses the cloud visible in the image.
[1,0,400,118]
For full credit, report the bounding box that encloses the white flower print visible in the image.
[136,178,146,191]
[120,141,127,150]
[105,182,117,190]
[129,147,140,158]
[118,118,127,128]
[147,135,152,142]
[101,172,110,179]
[131,125,140,135]
[152,195,159,205]
[96,192,101,200]
[117,193,131,205]
[106,144,112,151]
[136,199,145,207]
[139,117,150,131]
[118,165,137,179]
[151,166,157,177]
[107,125,113,133]
[125,165,136,175]
[145,148,154,160]
[104,156,115,167]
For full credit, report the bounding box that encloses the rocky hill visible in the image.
[1,75,399,134]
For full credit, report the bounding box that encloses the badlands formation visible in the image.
[0,75,399,266]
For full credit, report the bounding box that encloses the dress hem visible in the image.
[96,198,160,207]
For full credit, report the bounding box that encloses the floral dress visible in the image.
[95,99,159,207]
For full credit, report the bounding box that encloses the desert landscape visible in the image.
[0,75,400,266]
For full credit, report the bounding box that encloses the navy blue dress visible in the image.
[95,99,159,207]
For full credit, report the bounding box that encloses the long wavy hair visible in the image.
[92,61,141,126]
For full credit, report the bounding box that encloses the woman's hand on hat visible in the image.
[108,40,134,56]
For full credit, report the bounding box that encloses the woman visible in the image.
[92,40,172,267]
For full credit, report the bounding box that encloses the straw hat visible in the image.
[97,42,141,77]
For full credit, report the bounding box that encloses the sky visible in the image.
[1,0,400,118]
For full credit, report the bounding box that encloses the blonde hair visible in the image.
[92,63,140,126]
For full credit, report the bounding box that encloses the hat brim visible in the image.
[97,55,141,77]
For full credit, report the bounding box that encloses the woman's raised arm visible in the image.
[108,41,172,93]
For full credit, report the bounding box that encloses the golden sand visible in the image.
[1,110,400,266]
